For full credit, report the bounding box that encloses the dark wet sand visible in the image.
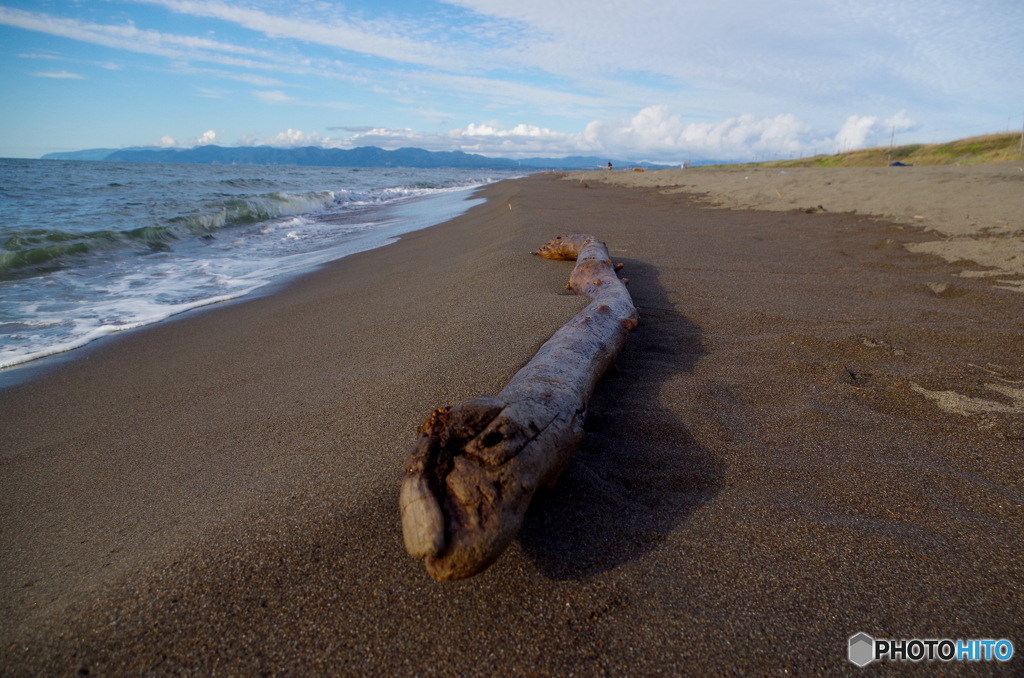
[2,174,1022,675]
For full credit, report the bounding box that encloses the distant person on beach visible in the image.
[607,161,612,170]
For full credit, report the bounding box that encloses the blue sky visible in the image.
[2,0,1022,161]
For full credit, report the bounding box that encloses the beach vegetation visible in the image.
[721,132,1022,168]
[889,144,922,159]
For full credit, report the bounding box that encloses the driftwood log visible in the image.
[399,234,638,581]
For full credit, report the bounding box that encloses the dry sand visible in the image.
[1,172,1022,674]
[569,162,1024,291]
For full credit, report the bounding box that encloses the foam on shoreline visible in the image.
[0,185,487,373]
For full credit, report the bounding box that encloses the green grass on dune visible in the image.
[719,132,1023,169]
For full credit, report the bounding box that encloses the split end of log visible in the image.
[399,473,445,558]
[402,397,559,581]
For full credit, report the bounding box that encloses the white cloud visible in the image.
[19,52,121,71]
[137,0,460,69]
[335,124,583,157]
[885,110,916,133]
[834,115,878,152]
[304,105,904,162]
[11,1,1011,153]
[1,7,264,58]
[0,6,319,78]
[169,62,291,87]
[831,110,919,153]
[397,71,612,116]
[261,129,335,147]
[7,0,1012,159]
[448,1,1023,107]
[189,129,218,146]
[157,135,177,147]
[33,70,85,79]
[197,88,230,99]
[580,107,823,160]
[18,52,62,60]
[252,90,295,104]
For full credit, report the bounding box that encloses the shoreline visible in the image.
[2,173,1021,674]
[0,182,494,389]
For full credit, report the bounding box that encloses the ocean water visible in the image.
[0,159,522,371]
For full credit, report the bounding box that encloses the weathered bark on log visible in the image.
[400,234,638,581]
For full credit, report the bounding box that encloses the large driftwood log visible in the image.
[399,234,638,580]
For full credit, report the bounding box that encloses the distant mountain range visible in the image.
[41,145,683,170]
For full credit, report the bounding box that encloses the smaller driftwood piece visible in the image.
[400,234,638,581]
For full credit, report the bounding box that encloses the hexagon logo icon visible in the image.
[848,632,875,667]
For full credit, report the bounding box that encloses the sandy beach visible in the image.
[2,169,1022,674]
[569,162,1024,291]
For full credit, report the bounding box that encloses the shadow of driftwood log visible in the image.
[517,257,724,580]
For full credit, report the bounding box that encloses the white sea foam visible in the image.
[0,162,504,374]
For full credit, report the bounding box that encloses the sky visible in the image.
[1,0,1022,162]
